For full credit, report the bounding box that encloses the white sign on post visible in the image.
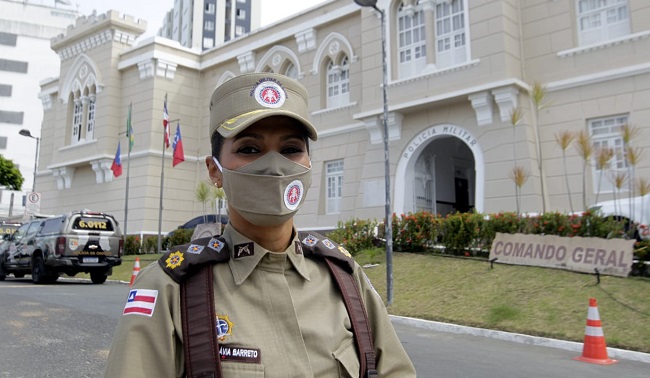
[26,192,41,216]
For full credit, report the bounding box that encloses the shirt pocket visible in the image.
[332,337,360,378]
[222,362,265,377]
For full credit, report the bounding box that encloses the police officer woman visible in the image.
[104,73,416,377]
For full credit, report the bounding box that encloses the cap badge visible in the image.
[253,79,286,109]
[284,180,304,210]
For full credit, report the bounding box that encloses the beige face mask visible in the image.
[213,152,312,227]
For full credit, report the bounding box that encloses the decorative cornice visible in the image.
[468,92,493,126]
[388,59,480,88]
[492,86,519,123]
[557,30,650,58]
[90,159,115,183]
[311,102,358,116]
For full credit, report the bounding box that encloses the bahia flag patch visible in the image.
[123,289,158,317]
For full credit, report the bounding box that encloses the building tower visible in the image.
[158,0,261,51]
[0,0,77,217]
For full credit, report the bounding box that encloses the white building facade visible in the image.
[35,0,650,236]
[0,0,76,217]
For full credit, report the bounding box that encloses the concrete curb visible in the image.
[390,315,650,364]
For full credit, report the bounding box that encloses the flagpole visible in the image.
[157,94,167,253]
[124,103,132,236]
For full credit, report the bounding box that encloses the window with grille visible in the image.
[326,160,344,214]
[326,56,350,108]
[86,96,95,140]
[72,99,82,144]
[589,114,629,193]
[435,0,467,68]
[577,0,629,46]
[397,2,426,78]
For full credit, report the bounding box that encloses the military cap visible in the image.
[209,72,318,141]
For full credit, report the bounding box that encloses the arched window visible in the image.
[72,92,83,144]
[326,55,350,108]
[284,62,298,79]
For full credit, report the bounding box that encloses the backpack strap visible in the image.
[181,264,221,378]
[160,236,230,377]
[299,232,379,378]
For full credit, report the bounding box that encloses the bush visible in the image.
[124,235,141,255]
[163,228,194,250]
[142,236,159,254]
[327,219,378,255]
[392,212,439,252]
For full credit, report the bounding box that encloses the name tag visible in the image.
[219,345,261,364]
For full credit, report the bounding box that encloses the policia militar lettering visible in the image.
[104,73,416,377]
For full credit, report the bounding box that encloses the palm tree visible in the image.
[555,130,575,213]
[625,146,644,221]
[637,177,650,231]
[510,166,529,214]
[509,108,525,212]
[611,172,627,220]
[195,180,211,223]
[593,146,613,204]
[529,81,549,212]
[620,124,640,220]
[574,130,593,211]
[211,185,226,227]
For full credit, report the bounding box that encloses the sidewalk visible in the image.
[390,315,650,364]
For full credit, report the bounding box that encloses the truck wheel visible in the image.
[32,256,50,284]
[90,271,107,284]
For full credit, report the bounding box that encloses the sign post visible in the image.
[25,192,41,216]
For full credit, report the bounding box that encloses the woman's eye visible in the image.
[236,146,260,154]
[281,145,305,154]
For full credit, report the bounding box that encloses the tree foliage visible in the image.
[0,155,24,191]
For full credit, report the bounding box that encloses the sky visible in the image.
[48,0,328,40]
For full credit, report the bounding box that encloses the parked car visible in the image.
[167,214,229,238]
[592,196,649,240]
[0,210,123,284]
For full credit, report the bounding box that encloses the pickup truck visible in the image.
[0,211,123,284]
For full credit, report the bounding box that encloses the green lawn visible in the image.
[108,251,650,353]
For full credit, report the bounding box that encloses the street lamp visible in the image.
[353,0,394,305]
[19,129,40,192]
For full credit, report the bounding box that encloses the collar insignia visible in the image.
[165,251,184,269]
[234,242,254,259]
[294,241,303,255]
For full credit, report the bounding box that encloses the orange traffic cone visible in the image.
[573,298,617,365]
[129,257,141,287]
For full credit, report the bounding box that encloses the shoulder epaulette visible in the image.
[159,236,230,283]
[298,231,355,274]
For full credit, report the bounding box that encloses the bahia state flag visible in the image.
[111,142,122,177]
[123,289,158,317]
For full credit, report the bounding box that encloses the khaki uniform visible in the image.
[105,226,416,377]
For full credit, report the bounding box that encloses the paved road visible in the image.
[1,277,648,377]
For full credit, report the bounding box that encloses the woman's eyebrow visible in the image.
[233,133,263,141]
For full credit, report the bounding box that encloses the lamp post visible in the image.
[354,0,394,305]
[19,129,40,192]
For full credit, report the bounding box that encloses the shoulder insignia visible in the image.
[159,236,230,283]
[299,231,355,273]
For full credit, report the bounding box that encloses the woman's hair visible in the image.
[210,118,311,159]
